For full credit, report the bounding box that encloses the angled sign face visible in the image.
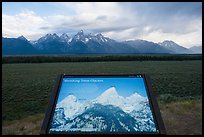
[41,74,165,135]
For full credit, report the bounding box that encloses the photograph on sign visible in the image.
[48,76,159,133]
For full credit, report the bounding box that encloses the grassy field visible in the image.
[2,60,202,134]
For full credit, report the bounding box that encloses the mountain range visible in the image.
[2,30,202,55]
[49,87,158,132]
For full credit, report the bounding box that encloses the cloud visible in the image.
[96,15,107,21]
[2,10,48,40]
[2,2,202,47]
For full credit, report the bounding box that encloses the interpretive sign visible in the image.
[41,74,165,134]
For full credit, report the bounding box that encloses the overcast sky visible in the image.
[2,2,202,48]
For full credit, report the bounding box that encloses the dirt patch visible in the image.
[159,99,202,135]
[2,113,44,135]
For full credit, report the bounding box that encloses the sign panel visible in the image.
[41,74,165,134]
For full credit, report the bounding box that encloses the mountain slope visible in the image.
[57,95,84,119]
[158,40,192,54]
[64,104,140,132]
[32,33,68,53]
[123,40,173,54]
[189,46,202,54]
[2,37,40,55]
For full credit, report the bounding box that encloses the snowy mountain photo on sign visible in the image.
[49,77,158,133]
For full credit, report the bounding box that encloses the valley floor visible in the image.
[2,60,202,135]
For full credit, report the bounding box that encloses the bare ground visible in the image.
[2,113,44,135]
[159,99,202,135]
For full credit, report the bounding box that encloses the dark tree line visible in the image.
[2,54,202,64]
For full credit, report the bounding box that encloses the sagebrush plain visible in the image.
[2,59,202,135]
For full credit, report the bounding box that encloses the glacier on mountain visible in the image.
[49,87,158,133]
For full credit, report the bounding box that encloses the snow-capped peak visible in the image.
[60,33,70,40]
[125,92,146,112]
[73,30,86,41]
[127,92,145,101]
[100,87,118,97]
[76,30,84,36]
[53,33,58,37]
[72,30,92,44]
[57,95,78,108]
[67,30,112,44]
[57,95,83,119]
[163,40,174,43]
[37,33,60,43]
[95,33,103,37]
[93,87,147,113]
[60,33,71,43]
[17,35,27,41]
[92,33,108,43]
[65,95,77,102]
[43,33,59,39]
[158,40,191,54]
[158,40,178,47]
[93,87,124,109]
